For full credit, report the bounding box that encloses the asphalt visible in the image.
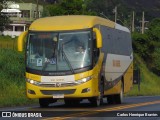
[0,96,160,120]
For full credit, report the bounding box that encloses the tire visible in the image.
[39,98,57,108]
[107,81,124,104]
[39,98,49,108]
[99,80,104,105]
[115,82,124,104]
[90,80,104,107]
[90,96,100,107]
[107,95,114,104]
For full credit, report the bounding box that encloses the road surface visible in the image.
[0,96,160,120]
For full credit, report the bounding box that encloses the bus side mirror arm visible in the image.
[18,31,28,51]
[93,28,102,48]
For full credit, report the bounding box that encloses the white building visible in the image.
[1,2,43,37]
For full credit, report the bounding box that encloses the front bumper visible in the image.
[26,78,99,99]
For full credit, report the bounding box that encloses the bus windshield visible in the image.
[26,30,92,73]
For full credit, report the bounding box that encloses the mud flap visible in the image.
[133,68,141,91]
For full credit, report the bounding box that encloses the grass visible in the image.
[0,49,37,107]
[0,36,17,50]
[126,54,160,96]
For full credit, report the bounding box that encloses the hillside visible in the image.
[123,0,160,19]
[11,0,160,19]
[127,54,160,96]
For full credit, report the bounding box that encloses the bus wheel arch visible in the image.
[107,78,124,104]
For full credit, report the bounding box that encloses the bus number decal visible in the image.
[113,60,121,67]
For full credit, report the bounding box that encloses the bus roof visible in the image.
[29,15,130,32]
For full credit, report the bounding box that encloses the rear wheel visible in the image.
[107,95,114,104]
[115,82,124,104]
[107,81,124,104]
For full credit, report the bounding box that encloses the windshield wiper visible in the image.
[62,44,75,74]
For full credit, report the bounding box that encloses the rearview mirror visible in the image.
[18,31,28,51]
[93,28,102,48]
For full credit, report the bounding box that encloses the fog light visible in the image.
[28,89,36,94]
[82,88,90,93]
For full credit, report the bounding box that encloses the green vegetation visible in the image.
[44,0,96,16]
[0,1,10,32]
[0,36,17,50]
[127,54,160,96]
[0,49,37,107]
[128,18,160,96]
[132,18,160,76]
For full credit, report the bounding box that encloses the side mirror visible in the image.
[18,31,28,51]
[93,28,102,48]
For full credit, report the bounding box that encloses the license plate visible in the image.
[53,94,64,98]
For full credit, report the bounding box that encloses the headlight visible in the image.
[26,79,40,85]
[76,76,93,84]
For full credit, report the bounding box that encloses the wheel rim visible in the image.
[97,95,100,106]
[120,83,124,103]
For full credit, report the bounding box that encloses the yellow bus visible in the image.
[18,15,133,107]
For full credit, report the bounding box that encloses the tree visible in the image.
[132,18,160,76]
[46,4,65,16]
[44,0,96,17]
[147,18,160,42]
[146,18,160,75]
[132,33,148,57]
[0,0,10,32]
[87,0,104,16]
[152,48,160,75]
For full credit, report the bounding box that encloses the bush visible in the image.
[152,48,160,75]
[132,32,155,64]
[0,49,37,107]
[0,49,25,83]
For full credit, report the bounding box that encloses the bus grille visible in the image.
[40,89,76,95]
[39,83,77,87]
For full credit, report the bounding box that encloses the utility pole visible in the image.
[132,11,135,32]
[142,11,145,34]
[114,6,117,23]
[36,0,39,19]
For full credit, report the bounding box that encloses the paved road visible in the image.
[0,96,160,120]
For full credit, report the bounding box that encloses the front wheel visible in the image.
[39,98,49,108]
[64,99,80,106]
[39,98,57,108]
[89,96,101,107]
[90,81,104,107]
